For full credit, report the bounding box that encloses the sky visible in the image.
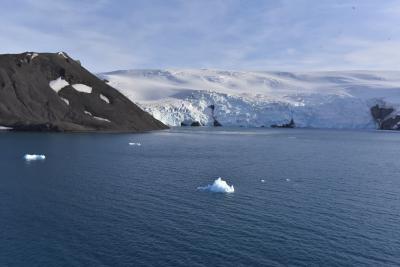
[1,0,400,72]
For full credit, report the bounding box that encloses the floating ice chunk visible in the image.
[0,126,12,130]
[49,77,69,92]
[197,177,235,193]
[129,142,141,146]
[286,178,291,182]
[72,84,92,94]
[24,154,46,161]
[100,94,110,103]
[261,179,265,183]
[60,97,69,105]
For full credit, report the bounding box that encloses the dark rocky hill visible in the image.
[370,104,400,130]
[0,52,167,132]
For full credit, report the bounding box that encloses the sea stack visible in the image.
[0,52,168,132]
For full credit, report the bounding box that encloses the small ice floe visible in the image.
[49,77,69,92]
[72,84,92,94]
[24,154,46,161]
[286,178,291,182]
[197,177,235,193]
[0,126,12,130]
[261,179,265,183]
[129,142,141,146]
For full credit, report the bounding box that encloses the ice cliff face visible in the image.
[99,69,400,129]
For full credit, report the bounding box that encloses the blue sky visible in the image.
[1,0,400,72]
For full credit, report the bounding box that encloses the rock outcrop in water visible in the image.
[0,52,167,132]
[209,104,222,127]
[370,104,400,130]
[271,118,296,128]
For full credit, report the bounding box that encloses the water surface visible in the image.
[1,128,400,266]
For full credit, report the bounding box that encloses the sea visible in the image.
[1,128,399,266]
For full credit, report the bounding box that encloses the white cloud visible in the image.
[1,0,400,71]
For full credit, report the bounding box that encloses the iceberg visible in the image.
[197,177,235,193]
[129,142,141,146]
[24,154,46,161]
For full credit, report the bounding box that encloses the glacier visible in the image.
[99,69,400,129]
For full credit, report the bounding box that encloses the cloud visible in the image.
[0,0,400,71]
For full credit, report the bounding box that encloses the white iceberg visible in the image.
[24,154,46,161]
[129,142,141,146]
[197,177,235,193]
[0,126,12,130]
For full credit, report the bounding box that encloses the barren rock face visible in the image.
[0,52,167,132]
[370,104,400,130]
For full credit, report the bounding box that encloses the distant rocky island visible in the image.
[0,52,167,132]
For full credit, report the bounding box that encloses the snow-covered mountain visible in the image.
[99,69,400,129]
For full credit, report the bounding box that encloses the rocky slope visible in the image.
[370,104,400,130]
[99,69,400,130]
[0,52,167,132]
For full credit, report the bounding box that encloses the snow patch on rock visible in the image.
[83,110,110,122]
[27,53,39,60]
[93,116,111,122]
[49,77,69,93]
[57,52,68,59]
[60,97,69,105]
[72,84,92,94]
[100,94,110,103]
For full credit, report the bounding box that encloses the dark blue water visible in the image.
[1,128,400,266]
